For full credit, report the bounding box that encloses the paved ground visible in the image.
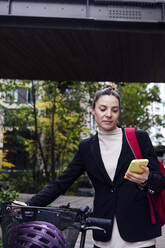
[18,194,165,248]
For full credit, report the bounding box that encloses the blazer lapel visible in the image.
[90,133,113,184]
[113,128,135,181]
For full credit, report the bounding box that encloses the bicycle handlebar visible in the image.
[1,204,112,248]
[3,204,112,230]
[86,217,112,228]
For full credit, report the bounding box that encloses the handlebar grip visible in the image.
[86,217,112,228]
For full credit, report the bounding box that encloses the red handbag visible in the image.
[125,127,165,226]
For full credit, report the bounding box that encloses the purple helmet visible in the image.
[11,221,66,248]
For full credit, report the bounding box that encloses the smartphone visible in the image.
[127,159,149,174]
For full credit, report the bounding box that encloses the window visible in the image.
[89,112,96,130]
[6,89,18,102]
[13,89,18,102]
[26,89,32,104]
[6,88,32,104]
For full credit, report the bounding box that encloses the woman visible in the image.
[16,86,165,248]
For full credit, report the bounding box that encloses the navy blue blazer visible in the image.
[27,128,165,242]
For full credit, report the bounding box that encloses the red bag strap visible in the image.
[125,127,156,224]
[125,128,143,159]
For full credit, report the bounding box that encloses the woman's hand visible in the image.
[7,200,27,216]
[124,165,149,184]
[12,200,27,206]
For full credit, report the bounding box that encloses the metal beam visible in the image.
[0,0,165,24]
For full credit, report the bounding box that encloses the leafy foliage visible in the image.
[10,170,47,193]
[120,83,163,131]
[25,81,100,181]
[0,188,19,204]
[0,130,15,180]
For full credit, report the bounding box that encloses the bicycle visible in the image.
[0,203,112,248]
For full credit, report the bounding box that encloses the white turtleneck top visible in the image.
[93,127,155,248]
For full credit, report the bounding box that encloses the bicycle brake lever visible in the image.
[82,226,106,233]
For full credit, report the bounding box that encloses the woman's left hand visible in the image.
[124,165,149,184]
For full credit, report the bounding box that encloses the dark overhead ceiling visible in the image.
[1,0,165,82]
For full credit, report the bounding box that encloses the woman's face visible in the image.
[92,95,120,132]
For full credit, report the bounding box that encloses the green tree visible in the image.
[26,81,101,181]
[0,79,101,185]
[0,79,33,170]
[120,83,163,131]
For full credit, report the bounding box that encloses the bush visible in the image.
[9,170,93,195]
[9,170,47,193]
[66,173,93,196]
[0,187,19,204]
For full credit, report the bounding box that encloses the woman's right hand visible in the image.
[12,200,27,207]
[9,200,27,216]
